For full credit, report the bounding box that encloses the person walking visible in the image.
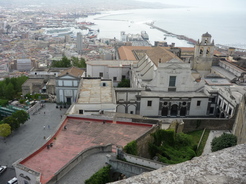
[43,125,46,130]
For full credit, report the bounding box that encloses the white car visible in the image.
[0,165,7,174]
[7,177,18,184]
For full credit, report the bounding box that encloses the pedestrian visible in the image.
[44,111,45,115]
[61,115,62,118]
[48,125,50,129]
[43,125,46,130]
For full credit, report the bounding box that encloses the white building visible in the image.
[16,59,33,72]
[69,78,116,115]
[76,32,83,54]
[55,67,85,104]
[86,60,137,87]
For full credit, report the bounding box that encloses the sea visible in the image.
[76,7,246,49]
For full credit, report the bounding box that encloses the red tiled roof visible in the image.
[20,117,152,183]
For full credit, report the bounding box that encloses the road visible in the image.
[0,103,67,184]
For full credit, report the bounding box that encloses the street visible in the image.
[0,103,67,183]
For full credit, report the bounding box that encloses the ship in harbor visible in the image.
[141,31,149,40]
[44,28,73,37]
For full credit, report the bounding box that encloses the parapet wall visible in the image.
[135,125,160,158]
[47,144,112,184]
[106,155,154,178]
[233,95,246,144]
[123,152,167,169]
[183,118,235,133]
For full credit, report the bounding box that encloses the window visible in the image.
[130,111,133,114]
[147,100,152,107]
[102,82,106,87]
[169,76,176,87]
[228,108,232,115]
[122,75,126,80]
[197,101,201,106]
[113,77,117,81]
[79,110,83,114]
[210,97,215,103]
[99,72,103,77]
[209,107,214,114]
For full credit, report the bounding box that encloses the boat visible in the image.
[141,31,149,40]
[77,21,95,25]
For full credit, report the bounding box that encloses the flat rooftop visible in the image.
[78,79,113,104]
[20,117,152,184]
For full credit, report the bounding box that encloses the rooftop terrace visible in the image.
[20,116,152,183]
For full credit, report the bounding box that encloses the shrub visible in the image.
[149,130,196,164]
[123,140,137,155]
[85,166,111,184]
[211,133,237,152]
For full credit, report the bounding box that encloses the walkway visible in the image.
[202,130,231,155]
[58,152,112,184]
[0,103,67,183]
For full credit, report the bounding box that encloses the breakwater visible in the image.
[146,22,197,45]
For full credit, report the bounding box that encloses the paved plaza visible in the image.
[0,103,67,183]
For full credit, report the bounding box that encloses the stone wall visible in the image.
[135,125,160,158]
[110,144,246,184]
[182,118,235,133]
[106,155,154,178]
[233,94,246,144]
[47,144,112,184]
[122,153,167,169]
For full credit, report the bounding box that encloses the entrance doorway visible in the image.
[170,104,178,116]
[66,97,72,105]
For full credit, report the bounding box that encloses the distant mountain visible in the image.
[0,0,181,10]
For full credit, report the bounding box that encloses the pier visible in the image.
[146,22,197,45]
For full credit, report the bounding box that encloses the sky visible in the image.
[138,0,246,10]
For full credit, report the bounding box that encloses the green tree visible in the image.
[0,123,11,137]
[4,83,15,100]
[2,116,20,131]
[123,140,138,155]
[85,166,111,184]
[12,110,29,125]
[117,79,130,87]
[71,57,86,68]
[211,133,237,152]
[148,130,196,164]
[50,55,71,68]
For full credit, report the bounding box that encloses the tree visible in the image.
[117,79,130,87]
[50,55,71,68]
[12,110,29,125]
[211,133,237,152]
[71,57,86,68]
[0,123,11,137]
[2,116,20,131]
[4,83,15,99]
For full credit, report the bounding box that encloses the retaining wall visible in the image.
[47,144,112,184]
[106,155,154,178]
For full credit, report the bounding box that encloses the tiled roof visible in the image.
[58,66,84,78]
[118,46,152,60]
[146,47,183,66]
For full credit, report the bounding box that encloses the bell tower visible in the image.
[192,32,215,73]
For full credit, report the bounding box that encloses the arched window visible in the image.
[200,47,203,55]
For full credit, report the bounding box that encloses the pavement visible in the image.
[58,152,112,184]
[0,103,67,184]
[202,130,231,155]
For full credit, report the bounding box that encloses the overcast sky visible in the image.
[138,0,246,10]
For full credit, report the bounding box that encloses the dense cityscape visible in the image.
[0,0,246,184]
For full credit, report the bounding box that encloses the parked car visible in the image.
[7,177,18,184]
[0,165,7,174]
